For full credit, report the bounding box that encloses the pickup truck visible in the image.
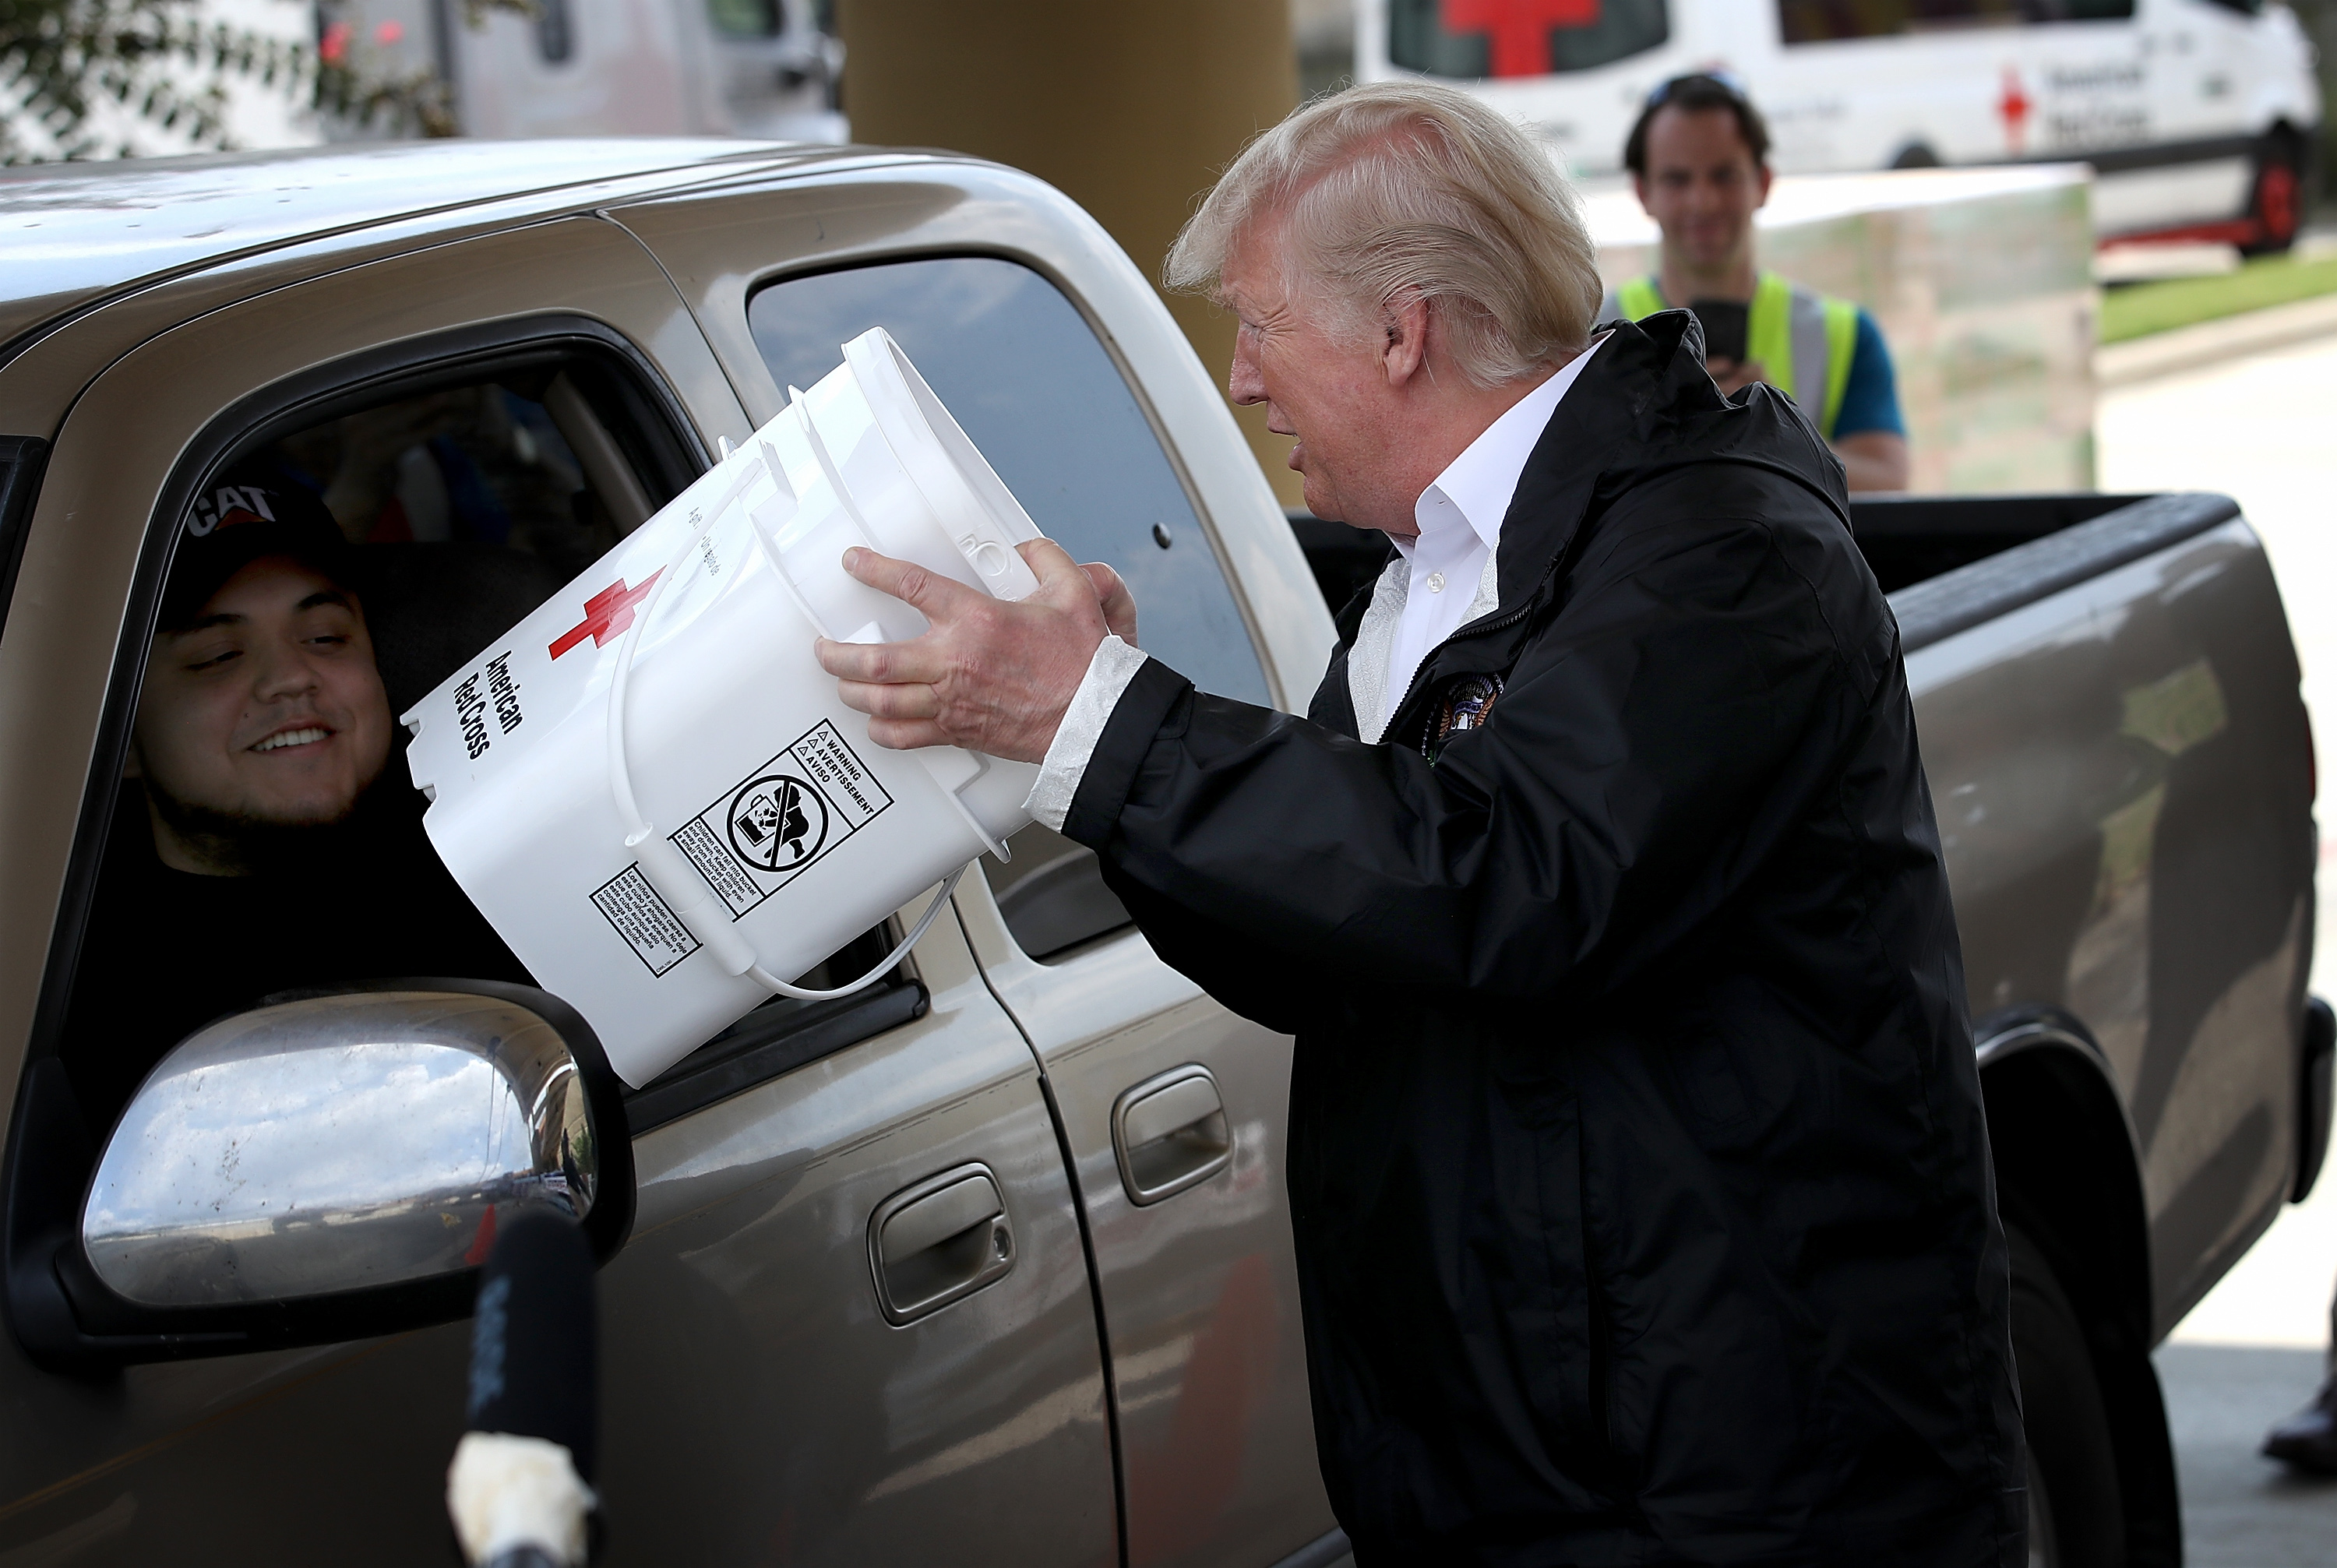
[0,140,2322,1568]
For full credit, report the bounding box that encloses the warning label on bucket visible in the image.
[592,864,703,977]
[673,721,893,918]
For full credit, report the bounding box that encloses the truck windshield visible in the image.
[1388,0,1669,79]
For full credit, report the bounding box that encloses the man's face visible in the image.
[133,557,392,839]
[1221,220,1413,531]
[1634,105,1772,275]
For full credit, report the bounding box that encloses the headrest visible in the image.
[353,543,568,721]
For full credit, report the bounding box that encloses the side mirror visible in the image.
[19,981,631,1366]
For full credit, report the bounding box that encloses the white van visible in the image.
[316,0,845,143]
[1356,0,2322,250]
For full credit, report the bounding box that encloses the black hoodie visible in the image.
[59,763,529,1136]
[1062,314,2025,1565]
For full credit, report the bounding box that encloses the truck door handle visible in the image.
[868,1163,1014,1324]
[1112,1066,1232,1205]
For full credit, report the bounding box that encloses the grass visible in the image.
[2100,247,2337,344]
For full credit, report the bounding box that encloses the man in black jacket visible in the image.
[817,82,2024,1566]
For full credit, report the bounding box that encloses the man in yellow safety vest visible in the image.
[1604,73,1911,492]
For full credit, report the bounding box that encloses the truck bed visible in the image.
[1288,488,2321,1344]
[1291,491,2241,646]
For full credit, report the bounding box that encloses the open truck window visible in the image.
[51,356,668,1133]
[51,344,915,1140]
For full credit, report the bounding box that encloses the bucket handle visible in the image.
[605,455,967,1002]
[777,397,1017,863]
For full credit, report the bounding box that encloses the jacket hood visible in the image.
[1490,310,1851,611]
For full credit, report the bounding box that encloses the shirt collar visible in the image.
[1407,333,1608,556]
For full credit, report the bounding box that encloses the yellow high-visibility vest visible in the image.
[1611,272,1859,440]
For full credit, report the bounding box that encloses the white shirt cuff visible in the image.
[1023,634,1149,832]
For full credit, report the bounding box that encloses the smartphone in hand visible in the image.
[1688,299,1750,368]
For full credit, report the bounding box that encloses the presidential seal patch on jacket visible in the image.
[1426,672,1503,761]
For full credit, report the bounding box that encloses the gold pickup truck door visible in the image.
[0,213,1114,1566]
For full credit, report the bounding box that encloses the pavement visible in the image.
[2155,1347,2335,1568]
[2097,326,2337,1563]
[2096,291,2337,389]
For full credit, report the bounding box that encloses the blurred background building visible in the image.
[2,0,2328,501]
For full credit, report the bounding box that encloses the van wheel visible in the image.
[1891,143,1941,170]
[2010,1226,2124,1568]
[2241,135,2303,255]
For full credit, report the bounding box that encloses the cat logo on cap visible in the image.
[188,483,280,538]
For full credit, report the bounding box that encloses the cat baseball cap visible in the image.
[160,469,356,632]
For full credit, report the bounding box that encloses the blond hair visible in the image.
[1166,81,1602,388]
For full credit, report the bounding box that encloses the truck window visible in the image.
[0,434,43,643]
[749,256,1271,965]
[1778,0,2133,44]
[50,347,911,1135]
[250,364,676,714]
[746,255,1271,708]
[1387,0,1669,79]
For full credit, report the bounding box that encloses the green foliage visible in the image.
[2100,249,2337,344]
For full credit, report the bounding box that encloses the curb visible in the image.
[2097,291,2337,388]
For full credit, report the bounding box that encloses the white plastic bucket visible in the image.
[404,329,1042,1087]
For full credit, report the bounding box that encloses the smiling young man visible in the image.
[1608,74,1912,493]
[59,471,523,1126]
[130,488,393,875]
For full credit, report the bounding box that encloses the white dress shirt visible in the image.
[1357,337,1601,740]
[1024,336,1606,830]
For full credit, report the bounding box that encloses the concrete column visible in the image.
[838,0,1303,505]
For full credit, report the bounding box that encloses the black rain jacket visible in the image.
[1059,315,2025,1566]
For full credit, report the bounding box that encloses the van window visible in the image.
[1778,0,2131,44]
[707,0,780,37]
[746,255,1271,707]
[1388,0,1669,79]
[535,0,574,62]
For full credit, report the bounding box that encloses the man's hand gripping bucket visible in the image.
[404,329,1044,1087]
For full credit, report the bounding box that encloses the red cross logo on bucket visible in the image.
[1440,0,1600,79]
[549,570,663,660]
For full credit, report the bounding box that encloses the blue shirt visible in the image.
[1834,309,1905,439]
